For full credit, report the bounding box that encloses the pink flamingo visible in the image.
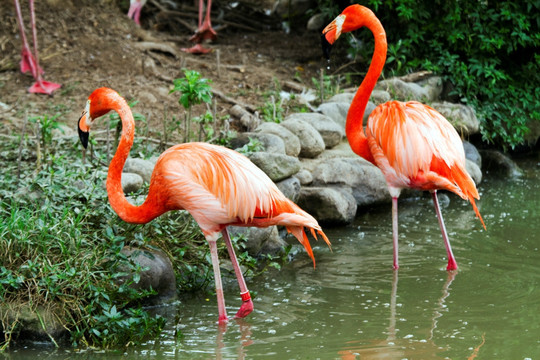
[13,0,61,95]
[182,0,217,54]
[77,87,331,323]
[127,0,147,25]
[322,5,485,271]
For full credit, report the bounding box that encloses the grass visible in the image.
[0,112,285,350]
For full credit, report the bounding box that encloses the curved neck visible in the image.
[105,95,163,224]
[346,14,387,164]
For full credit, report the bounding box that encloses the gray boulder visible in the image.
[312,157,390,207]
[124,158,155,183]
[120,172,143,193]
[247,152,300,182]
[281,118,325,158]
[466,160,482,185]
[276,176,301,202]
[294,169,313,185]
[317,102,350,130]
[118,247,177,305]
[463,141,482,168]
[255,122,301,157]
[297,186,357,225]
[479,149,523,178]
[228,226,286,257]
[431,101,480,136]
[376,78,431,102]
[285,113,343,148]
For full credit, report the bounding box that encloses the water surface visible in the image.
[8,159,540,359]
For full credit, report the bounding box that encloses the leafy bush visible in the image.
[323,0,540,150]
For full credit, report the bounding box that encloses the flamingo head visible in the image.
[78,87,119,148]
[321,5,374,59]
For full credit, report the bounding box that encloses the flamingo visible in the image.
[13,0,61,94]
[77,87,330,323]
[182,0,217,54]
[127,0,147,25]
[321,5,485,271]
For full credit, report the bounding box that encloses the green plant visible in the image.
[320,0,540,150]
[236,137,265,155]
[170,69,213,142]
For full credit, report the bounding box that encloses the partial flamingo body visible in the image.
[77,87,330,322]
[182,0,216,54]
[322,5,485,271]
[127,0,147,25]
[13,0,61,95]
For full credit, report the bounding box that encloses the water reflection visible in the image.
[337,271,457,359]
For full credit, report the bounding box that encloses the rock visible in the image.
[479,149,523,178]
[247,152,301,182]
[124,158,155,183]
[0,303,67,344]
[463,141,482,168]
[417,76,443,101]
[370,89,391,104]
[328,92,355,104]
[376,78,430,102]
[228,226,286,257]
[317,102,350,130]
[466,159,482,185]
[276,176,301,202]
[363,101,376,125]
[255,122,301,157]
[118,247,177,305]
[297,186,357,225]
[120,172,144,193]
[284,113,343,148]
[281,118,325,158]
[294,169,313,185]
[230,132,285,154]
[306,13,326,31]
[431,101,480,136]
[312,157,390,207]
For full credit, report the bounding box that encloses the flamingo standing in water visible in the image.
[77,87,330,323]
[13,0,61,94]
[321,5,485,271]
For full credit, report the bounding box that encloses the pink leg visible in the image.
[431,191,458,271]
[392,196,399,270]
[208,239,228,323]
[27,0,61,94]
[221,229,254,319]
[13,0,42,76]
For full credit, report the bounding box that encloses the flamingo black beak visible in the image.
[78,115,89,149]
[321,33,333,60]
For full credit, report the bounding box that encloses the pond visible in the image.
[6,159,540,359]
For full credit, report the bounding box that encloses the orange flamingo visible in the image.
[77,87,330,323]
[321,5,485,271]
[13,0,61,94]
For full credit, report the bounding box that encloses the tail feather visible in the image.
[451,165,486,230]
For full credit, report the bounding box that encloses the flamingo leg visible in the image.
[13,0,42,76]
[392,196,399,270]
[221,228,254,319]
[431,190,458,271]
[182,0,216,54]
[208,239,228,323]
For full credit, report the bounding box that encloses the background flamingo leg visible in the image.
[13,0,42,76]
[208,239,228,323]
[431,191,458,271]
[221,229,254,319]
[392,196,400,270]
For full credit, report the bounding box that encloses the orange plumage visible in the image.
[78,87,330,323]
[322,5,484,271]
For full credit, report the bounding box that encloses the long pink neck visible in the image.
[346,13,387,164]
[106,94,164,224]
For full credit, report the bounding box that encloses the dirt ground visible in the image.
[0,0,327,138]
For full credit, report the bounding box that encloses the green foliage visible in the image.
[236,137,265,155]
[323,0,540,150]
[170,69,213,110]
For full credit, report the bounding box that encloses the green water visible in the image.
[7,159,540,359]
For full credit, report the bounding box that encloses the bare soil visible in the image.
[0,0,325,139]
